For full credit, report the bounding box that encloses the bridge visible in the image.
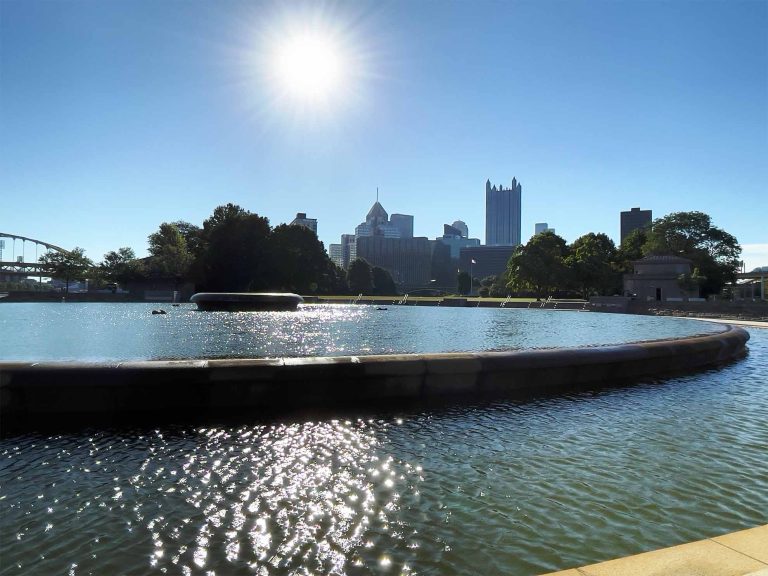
[0,233,70,280]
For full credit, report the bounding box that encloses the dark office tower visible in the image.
[356,236,432,291]
[390,214,414,239]
[620,207,652,243]
[485,178,522,246]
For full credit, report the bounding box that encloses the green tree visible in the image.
[39,247,93,293]
[147,223,192,278]
[506,231,569,297]
[347,258,373,294]
[171,221,203,258]
[270,224,335,293]
[566,233,619,298]
[321,261,349,295]
[100,247,145,286]
[614,228,648,274]
[197,205,272,291]
[202,203,248,232]
[643,211,740,297]
[457,271,471,295]
[677,267,707,298]
[372,266,397,295]
[478,275,496,297]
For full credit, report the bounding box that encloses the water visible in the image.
[1,305,766,575]
[0,302,723,361]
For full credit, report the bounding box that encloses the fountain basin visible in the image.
[190,292,303,311]
[0,325,749,434]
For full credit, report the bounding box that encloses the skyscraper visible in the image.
[289,212,317,234]
[620,207,652,243]
[341,234,356,269]
[354,202,403,238]
[534,222,555,235]
[485,178,522,246]
[390,214,414,238]
[436,223,480,258]
[328,244,343,268]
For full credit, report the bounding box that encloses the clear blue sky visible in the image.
[1,0,766,268]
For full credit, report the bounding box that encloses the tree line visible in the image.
[484,211,740,299]
[39,203,397,295]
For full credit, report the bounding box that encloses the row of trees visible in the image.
[39,204,400,295]
[492,211,740,298]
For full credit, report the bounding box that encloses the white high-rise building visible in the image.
[329,244,344,268]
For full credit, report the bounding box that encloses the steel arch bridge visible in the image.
[0,232,71,279]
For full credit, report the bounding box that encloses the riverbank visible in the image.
[540,524,768,576]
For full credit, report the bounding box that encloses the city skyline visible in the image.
[1,0,766,269]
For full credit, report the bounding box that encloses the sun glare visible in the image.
[270,31,346,105]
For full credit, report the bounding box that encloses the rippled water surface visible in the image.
[0,302,723,361]
[1,320,766,575]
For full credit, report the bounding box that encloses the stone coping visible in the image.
[540,524,768,576]
[683,317,768,329]
[0,325,750,434]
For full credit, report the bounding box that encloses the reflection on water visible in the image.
[1,421,422,575]
[2,329,767,575]
[0,303,723,361]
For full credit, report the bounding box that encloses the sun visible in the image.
[269,30,346,105]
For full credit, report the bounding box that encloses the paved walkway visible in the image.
[540,524,768,576]
[689,317,768,329]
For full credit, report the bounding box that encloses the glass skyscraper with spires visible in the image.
[485,178,522,246]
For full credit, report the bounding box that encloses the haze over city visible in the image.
[1,0,766,268]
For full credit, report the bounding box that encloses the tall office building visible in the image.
[329,244,344,268]
[534,222,555,235]
[620,207,652,243]
[485,178,522,246]
[390,214,414,239]
[356,236,432,291]
[459,245,517,279]
[342,200,428,290]
[289,212,317,234]
[436,223,481,258]
[354,202,402,239]
[341,234,356,269]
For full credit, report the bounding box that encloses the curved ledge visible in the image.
[0,326,750,434]
[190,292,303,311]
